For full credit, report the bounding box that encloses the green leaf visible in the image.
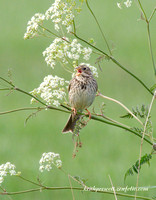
[73,175,88,184]
[150,84,156,92]
[124,153,152,182]
[24,109,41,125]
[120,113,133,119]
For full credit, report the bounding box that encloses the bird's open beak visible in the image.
[75,67,82,76]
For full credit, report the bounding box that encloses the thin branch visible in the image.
[148,7,156,23]
[98,92,143,126]
[71,32,153,95]
[19,176,42,187]
[91,115,152,145]
[135,92,155,199]
[85,0,112,55]
[68,175,75,200]
[0,107,45,115]
[0,88,14,91]
[39,25,60,38]
[95,113,131,129]
[108,175,117,200]
[0,77,15,87]
[147,22,156,76]
[137,1,156,75]
[0,186,153,199]
[137,0,148,22]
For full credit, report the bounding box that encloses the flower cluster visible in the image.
[24,13,45,39]
[31,75,68,106]
[0,162,18,185]
[117,0,132,9]
[24,0,83,39]
[45,0,82,33]
[43,38,92,69]
[39,152,62,172]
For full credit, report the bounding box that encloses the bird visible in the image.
[62,64,98,133]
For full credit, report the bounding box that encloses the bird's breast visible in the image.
[69,80,97,110]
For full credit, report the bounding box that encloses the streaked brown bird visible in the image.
[62,65,98,133]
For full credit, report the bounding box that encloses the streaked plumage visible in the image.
[62,65,98,133]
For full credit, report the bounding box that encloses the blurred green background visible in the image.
[0,0,156,199]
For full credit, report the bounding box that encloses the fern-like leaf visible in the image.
[121,104,149,119]
[131,127,143,135]
[124,153,152,182]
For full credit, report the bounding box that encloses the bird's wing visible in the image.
[68,82,71,92]
[68,78,74,92]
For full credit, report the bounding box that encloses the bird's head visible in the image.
[75,65,93,77]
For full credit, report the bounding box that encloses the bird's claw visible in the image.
[85,109,92,121]
[72,108,77,115]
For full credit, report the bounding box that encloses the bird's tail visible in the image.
[62,113,80,133]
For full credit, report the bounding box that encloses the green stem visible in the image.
[148,7,156,23]
[19,176,42,187]
[91,115,152,145]
[85,0,112,55]
[137,1,156,76]
[137,0,148,22]
[135,93,155,198]
[14,87,47,106]
[0,107,45,115]
[39,25,70,43]
[71,32,153,95]
[147,22,156,76]
[0,186,152,199]
[0,88,14,91]
[0,77,15,87]
[39,25,60,38]
[98,92,143,126]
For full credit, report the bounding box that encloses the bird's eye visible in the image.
[83,67,86,70]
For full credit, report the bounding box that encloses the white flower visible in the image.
[0,162,18,185]
[44,0,81,33]
[117,0,132,9]
[24,13,45,39]
[30,75,68,106]
[43,38,93,68]
[39,152,62,172]
[83,47,92,60]
[117,3,122,9]
[53,100,60,107]
[55,160,62,169]
[124,0,132,8]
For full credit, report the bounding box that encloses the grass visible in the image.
[0,0,156,199]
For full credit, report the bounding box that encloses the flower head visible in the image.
[124,0,132,7]
[39,152,62,172]
[0,162,18,185]
[24,13,45,39]
[43,38,92,69]
[117,3,122,9]
[30,75,69,106]
[117,0,132,9]
[45,0,82,33]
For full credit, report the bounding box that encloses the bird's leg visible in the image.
[85,109,92,122]
[71,107,77,115]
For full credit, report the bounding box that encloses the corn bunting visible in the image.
[62,65,98,133]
